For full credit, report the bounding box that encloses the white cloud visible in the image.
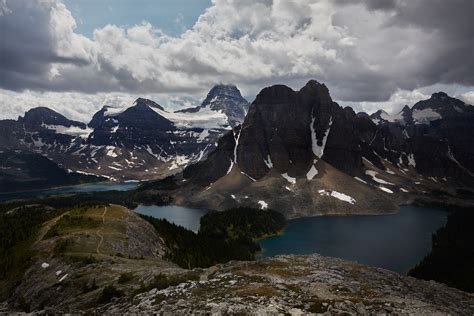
[0,0,473,121]
[459,91,474,105]
[340,89,430,115]
[0,88,201,122]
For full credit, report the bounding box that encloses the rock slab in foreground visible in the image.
[104,254,474,315]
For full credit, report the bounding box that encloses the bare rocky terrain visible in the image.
[109,254,474,315]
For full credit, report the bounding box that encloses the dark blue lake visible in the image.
[133,205,209,232]
[0,182,139,201]
[257,205,447,274]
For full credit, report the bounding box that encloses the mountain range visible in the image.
[142,80,474,217]
[0,85,249,189]
[1,80,473,212]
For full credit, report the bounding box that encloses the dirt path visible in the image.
[35,211,69,244]
[96,206,107,254]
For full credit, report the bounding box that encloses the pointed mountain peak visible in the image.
[202,84,246,106]
[134,98,165,111]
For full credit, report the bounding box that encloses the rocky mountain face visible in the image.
[150,80,474,217]
[176,84,250,128]
[369,91,474,183]
[0,85,250,182]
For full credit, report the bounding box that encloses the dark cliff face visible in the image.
[184,80,379,184]
[182,81,474,190]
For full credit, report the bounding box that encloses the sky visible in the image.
[0,0,473,122]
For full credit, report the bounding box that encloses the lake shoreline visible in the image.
[256,205,448,274]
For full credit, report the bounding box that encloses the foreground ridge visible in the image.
[105,254,473,314]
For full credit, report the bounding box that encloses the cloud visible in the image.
[459,91,474,106]
[341,88,430,115]
[0,0,472,121]
[0,88,201,122]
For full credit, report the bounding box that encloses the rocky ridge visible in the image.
[109,254,473,315]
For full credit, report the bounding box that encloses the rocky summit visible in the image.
[177,84,250,128]
[109,254,474,315]
[147,80,474,218]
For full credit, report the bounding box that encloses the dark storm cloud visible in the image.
[334,0,397,11]
[336,0,474,87]
[0,0,472,108]
[0,0,89,91]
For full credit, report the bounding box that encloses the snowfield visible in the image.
[42,123,93,139]
[153,107,230,129]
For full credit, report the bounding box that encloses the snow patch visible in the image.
[197,129,210,142]
[241,171,256,182]
[263,154,273,169]
[106,146,118,158]
[226,160,234,175]
[111,125,119,133]
[42,123,92,139]
[232,127,241,164]
[354,177,367,184]
[306,165,318,180]
[58,273,69,282]
[318,190,356,204]
[310,113,333,159]
[378,187,394,194]
[365,170,395,185]
[407,153,416,167]
[400,188,409,193]
[104,106,126,116]
[257,200,268,210]
[41,262,49,269]
[281,173,296,184]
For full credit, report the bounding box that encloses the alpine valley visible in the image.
[1,80,474,314]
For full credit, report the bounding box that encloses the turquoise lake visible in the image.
[257,205,447,274]
[0,182,139,201]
